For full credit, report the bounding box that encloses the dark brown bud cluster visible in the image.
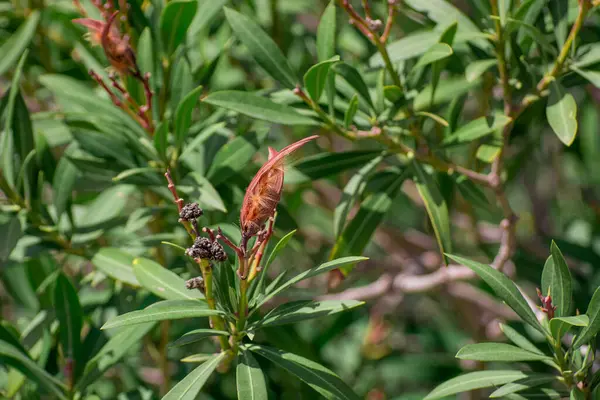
[180,203,203,221]
[186,276,205,293]
[186,237,227,261]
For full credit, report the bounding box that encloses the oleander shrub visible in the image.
[2,0,600,399]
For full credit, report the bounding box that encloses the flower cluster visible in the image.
[185,237,227,262]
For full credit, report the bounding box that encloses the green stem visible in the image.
[199,259,230,351]
[537,0,590,93]
[373,40,403,91]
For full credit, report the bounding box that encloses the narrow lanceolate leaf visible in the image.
[317,1,336,62]
[0,340,67,399]
[414,43,453,70]
[447,255,545,333]
[413,162,452,265]
[0,11,40,76]
[291,150,382,183]
[490,375,557,398]
[174,85,203,149]
[91,248,140,287]
[132,257,204,300]
[499,324,544,355]
[206,125,268,186]
[334,154,384,237]
[237,350,268,400]
[550,315,589,342]
[203,91,316,125]
[0,215,22,264]
[78,323,155,389]
[456,343,552,362]
[54,274,83,378]
[160,0,198,55]
[251,300,364,330]
[163,352,226,400]
[246,344,360,400]
[304,57,340,102]
[546,80,577,146]
[333,63,375,110]
[331,169,406,274]
[101,300,219,330]
[252,256,368,311]
[541,242,572,317]
[370,31,438,67]
[573,286,600,348]
[169,329,229,348]
[424,370,529,400]
[442,114,512,147]
[224,7,297,88]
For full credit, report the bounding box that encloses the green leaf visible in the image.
[170,329,229,348]
[456,343,552,362]
[413,162,452,265]
[160,0,198,55]
[333,63,375,110]
[78,323,155,389]
[101,300,220,330]
[334,154,384,237]
[546,80,578,146]
[0,340,67,399]
[331,169,406,269]
[343,94,359,129]
[153,121,168,161]
[203,91,316,125]
[291,150,381,183]
[251,300,364,330]
[91,248,140,287]
[466,59,497,82]
[572,66,600,89]
[52,146,79,219]
[490,375,557,398]
[371,31,438,67]
[253,230,297,300]
[163,352,226,400]
[252,256,368,311]
[187,0,228,41]
[414,76,479,111]
[237,350,268,400]
[541,242,572,317]
[550,315,589,342]
[425,370,529,400]
[304,57,340,102]
[317,1,336,62]
[0,215,22,264]
[206,125,268,185]
[2,52,35,191]
[383,86,404,104]
[224,7,297,88]
[175,85,203,149]
[54,274,83,378]
[416,111,449,127]
[414,43,453,70]
[132,257,204,300]
[0,11,40,77]
[247,344,360,400]
[499,323,544,355]
[183,173,227,213]
[404,0,489,49]
[442,114,512,147]
[571,388,586,400]
[573,286,600,349]
[447,254,545,333]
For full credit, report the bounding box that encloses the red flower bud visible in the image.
[240,135,318,241]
